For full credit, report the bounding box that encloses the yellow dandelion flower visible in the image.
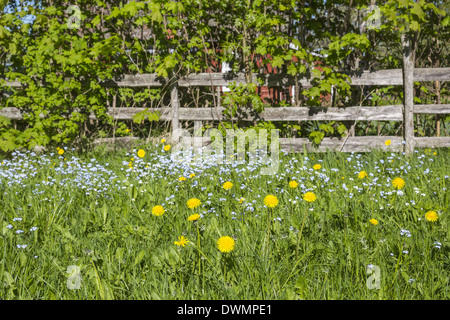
[392,177,405,190]
[425,211,438,222]
[313,164,321,170]
[164,145,171,151]
[303,192,317,203]
[385,140,391,146]
[137,149,145,158]
[58,148,64,155]
[369,218,379,226]
[189,173,196,178]
[179,176,187,181]
[174,236,189,247]
[238,197,245,204]
[222,181,233,190]
[289,180,298,188]
[217,236,235,253]
[264,195,279,208]
[161,138,166,144]
[152,205,165,217]
[358,171,368,179]
[188,213,201,222]
[187,198,201,209]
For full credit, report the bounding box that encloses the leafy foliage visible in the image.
[0,0,448,153]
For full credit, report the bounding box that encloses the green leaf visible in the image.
[442,16,450,26]
[91,15,101,26]
[133,250,145,267]
[3,271,14,287]
[115,248,124,262]
[411,3,425,20]
[151,254,163,269]
[294,276,308,299]
[102,204,108,224]
[19,251,27,267]
[271,56,284,68]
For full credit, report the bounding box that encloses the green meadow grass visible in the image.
[0,144,448,300]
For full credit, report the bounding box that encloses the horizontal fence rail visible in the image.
[1,104,448,121]
[4,68,450,88]
[182,136,449,153]
[1,68,449,153]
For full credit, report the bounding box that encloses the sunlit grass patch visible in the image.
[0,146,448,299]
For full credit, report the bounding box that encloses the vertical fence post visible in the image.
[170,78,181,143]
[401,33,415,156]
[435,80,441,137]
[112,93,117,152]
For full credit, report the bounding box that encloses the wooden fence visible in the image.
[2,67,450,153]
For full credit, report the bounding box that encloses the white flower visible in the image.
[400,229,411,237]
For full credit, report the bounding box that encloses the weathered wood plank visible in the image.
[413,104,450,114]
[0,107,24,119]
[402,33,415,156]
[170,136,449,153]
[100,74,168,87]
[99,104,450,120]
[342,69,403,86]
[341,68,450,85]
[413,68,450,82]
[2,104,449,121]
[110,105,405,121]
[414,137,450,148]
[1,80,23,88]
[171,78,181,142]
[92,137,143,147]
[172,106,406,121]
[3,68,449,88]
[280,136,450,152]
[259,105,404,121]
[279,136,404,153]
[0,107,170,121]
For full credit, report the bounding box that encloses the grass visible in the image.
[0,143,448,300]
